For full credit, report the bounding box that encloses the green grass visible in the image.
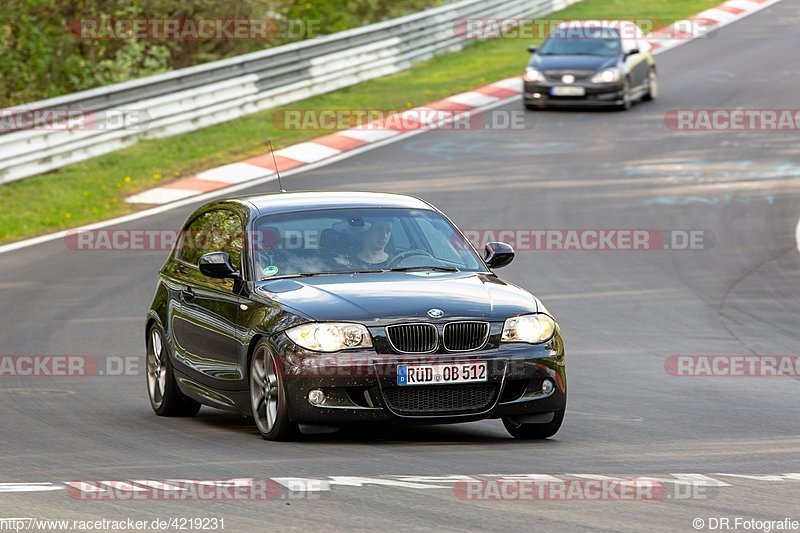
[0,0,720,243]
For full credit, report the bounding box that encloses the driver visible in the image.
[352,218,394,268]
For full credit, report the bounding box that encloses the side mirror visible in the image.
[527,45,537,54]
[199,252,239,279]
[483,242,514,269]
[626,48,640,56]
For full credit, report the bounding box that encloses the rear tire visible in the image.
[502,410,564,440]
[146,323,201,417]
[249,341,298,441]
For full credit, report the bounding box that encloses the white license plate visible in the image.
[551,86,585,96]
[397,362,487,386]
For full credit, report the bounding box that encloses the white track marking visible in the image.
[445,91,500,108]
[196,162,274,183]
[491,77,523,91]
[696,8,740,23]
[3,473,800,494]
[275,142,341,163]
[796,217,800,254]
[123,188,201,205]
[0,482,63,492]
[337,127,400,142]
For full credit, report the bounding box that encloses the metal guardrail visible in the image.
[0,0,580,184]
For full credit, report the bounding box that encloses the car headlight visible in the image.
[285,322,373,352]
[591,69,621,84]
[501,314,557,344]
[523,67,543,83]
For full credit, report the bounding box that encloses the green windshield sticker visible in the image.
[262,265,279,277]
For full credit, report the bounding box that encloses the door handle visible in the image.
[181,287,195,301]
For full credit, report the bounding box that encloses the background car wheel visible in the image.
[249,341,298,441]
[502,410,565,440]
[643,69,658,101]
[617,80,632,110]
[146,323,201,417]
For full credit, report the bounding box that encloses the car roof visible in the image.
[223,191,435,217]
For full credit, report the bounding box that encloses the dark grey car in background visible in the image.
[523,20,657,109]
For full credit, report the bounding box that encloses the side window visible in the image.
[178,209,243,270]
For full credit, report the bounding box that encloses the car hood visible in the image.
[530,54,618,72]
[255,272,540,323]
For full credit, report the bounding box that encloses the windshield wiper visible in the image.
[541,52,610,56]
[260,267,461,280]
[324,269,390,274]
[260,272,334,280]
[260,269,387,280]
[387,266,460,272]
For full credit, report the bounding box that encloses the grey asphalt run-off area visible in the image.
[0,1,799,531]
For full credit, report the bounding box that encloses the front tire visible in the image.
[617,80,632,110]
[502,410,565,440]
[146,323,201,417]
[249,341,298,441]
[643,68,657,101]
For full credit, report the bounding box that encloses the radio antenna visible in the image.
[267,140,286,192]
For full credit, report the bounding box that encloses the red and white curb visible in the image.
[124,77,523,205]
[648,0,784,53]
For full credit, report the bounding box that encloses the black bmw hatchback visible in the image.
[146,192,566,440]
[523,20,657,110]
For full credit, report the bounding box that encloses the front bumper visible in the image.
[275,334,566,425]
[523,81,624,107]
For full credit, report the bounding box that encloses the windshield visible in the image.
[251,207,487,279]
[539,27,621,56]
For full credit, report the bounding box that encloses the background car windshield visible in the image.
[539,28,621,56]
[252,207,486,279]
